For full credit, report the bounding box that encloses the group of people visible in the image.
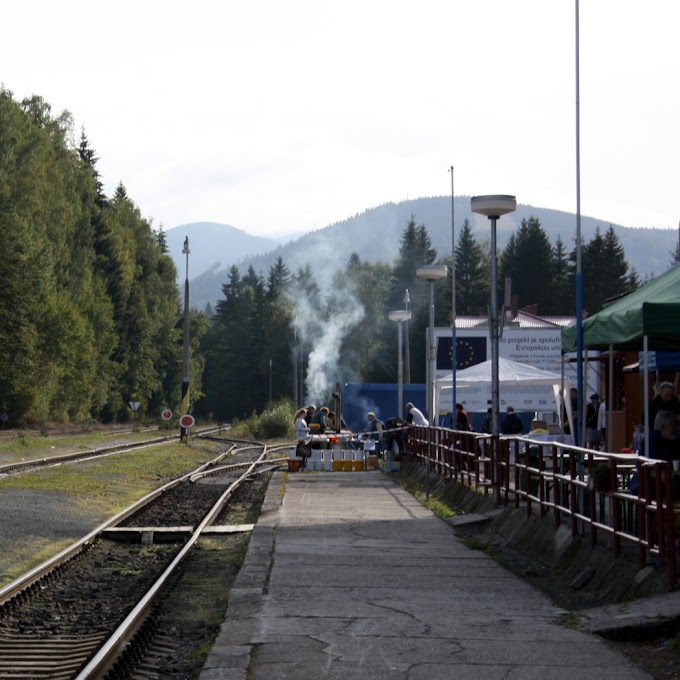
[480,406,525,435]
[294,403,348,443]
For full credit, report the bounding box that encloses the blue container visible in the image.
[341,383,426,433]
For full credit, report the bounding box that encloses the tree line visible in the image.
[0,88,196,426]
[198,215,640,421]
[1,88,653,426]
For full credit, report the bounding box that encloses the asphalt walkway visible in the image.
[200,470,651,679]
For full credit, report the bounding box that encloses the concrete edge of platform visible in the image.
[199,473,283,679]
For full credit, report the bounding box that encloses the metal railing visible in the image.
[408,425,677,590]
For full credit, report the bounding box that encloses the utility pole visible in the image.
[180,236,190,442]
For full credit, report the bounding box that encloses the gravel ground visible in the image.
[0,488,107,584]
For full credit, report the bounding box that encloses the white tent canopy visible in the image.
[435,357,567,416]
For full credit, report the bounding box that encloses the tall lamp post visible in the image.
[403,289,411,385]
[416,265,448,422]
[388,310,411,418]
[180,236,191,442]
[471,196,516,436]
[269,358,273,403]
[293,319,298,406]
[416,264,447,500]
[449,166,457,421]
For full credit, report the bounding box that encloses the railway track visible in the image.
[0,425,228,477]
[0,440,288,678]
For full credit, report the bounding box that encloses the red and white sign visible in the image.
[161,409,173,421]
[180,414,195,429]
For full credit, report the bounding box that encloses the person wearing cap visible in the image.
[366,412,384,457]
[585,393,603,449]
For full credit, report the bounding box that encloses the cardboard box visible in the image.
[531,420,547,431]
[367,455,379,469]
[288,459,303,472]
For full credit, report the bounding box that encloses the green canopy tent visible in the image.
[562,261,680,353]
[561,261,680,454]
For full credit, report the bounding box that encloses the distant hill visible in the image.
[164,222,279,283]
[171,199,679,311]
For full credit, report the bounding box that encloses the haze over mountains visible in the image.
[165,197,679,311]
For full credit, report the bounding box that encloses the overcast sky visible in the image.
[3,1,678,238]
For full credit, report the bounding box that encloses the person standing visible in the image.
[293,408,310,442]
[310,406,330,434]
[481,407,493,434]
[405,402,429,427]
[367,411,384,457]
[455,403,472,432]
[647,382,680,431]
[597,398,607,449]
[501,406,524,435]
[585,394,603,449]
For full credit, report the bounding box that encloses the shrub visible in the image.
[246,399,295,440]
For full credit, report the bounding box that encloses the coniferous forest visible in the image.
[1,89,654,426]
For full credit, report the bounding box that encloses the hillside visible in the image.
[167,198,679,311]
[164,222,279,283]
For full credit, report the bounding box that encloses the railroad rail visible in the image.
[0,425,228,477]
[0,441,285,678]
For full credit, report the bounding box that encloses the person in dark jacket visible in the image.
[501,406,524,435]
[643,410,680,463]
[647,382,680,431]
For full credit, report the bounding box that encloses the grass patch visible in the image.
[463,536,489,551]
[557,611,585,630]
[1,442,219,515]
[0,430,166,462]
[398,478,457,519]
[0,538,75,588]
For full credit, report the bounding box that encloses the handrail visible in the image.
[407,424,677,590]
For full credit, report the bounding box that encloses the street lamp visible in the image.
[181,236,191,442]
[416,264,448,423]
[269,358,273,404]
[403,289,411,385]
[471,195,516,436]
[388,309,411,418]
[416,264,447,501]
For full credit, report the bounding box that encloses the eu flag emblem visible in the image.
[437,336,487,370]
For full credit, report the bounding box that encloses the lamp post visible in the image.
[403,289,411,385]
[416,264,447,501]
[471,195,516,436]
[449,166,457,421]
[388,310,411,418]
[416,265,448,422]
[293,319,298,406]
[269,358,273,403]
[180,236,191,442]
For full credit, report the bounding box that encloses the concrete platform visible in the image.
[200,471,651,679]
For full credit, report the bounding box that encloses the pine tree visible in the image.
[499,216,555,315]
[551,235,572,314]
[455,218,489,315]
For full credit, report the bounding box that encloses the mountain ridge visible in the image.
[165,198,679,310]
